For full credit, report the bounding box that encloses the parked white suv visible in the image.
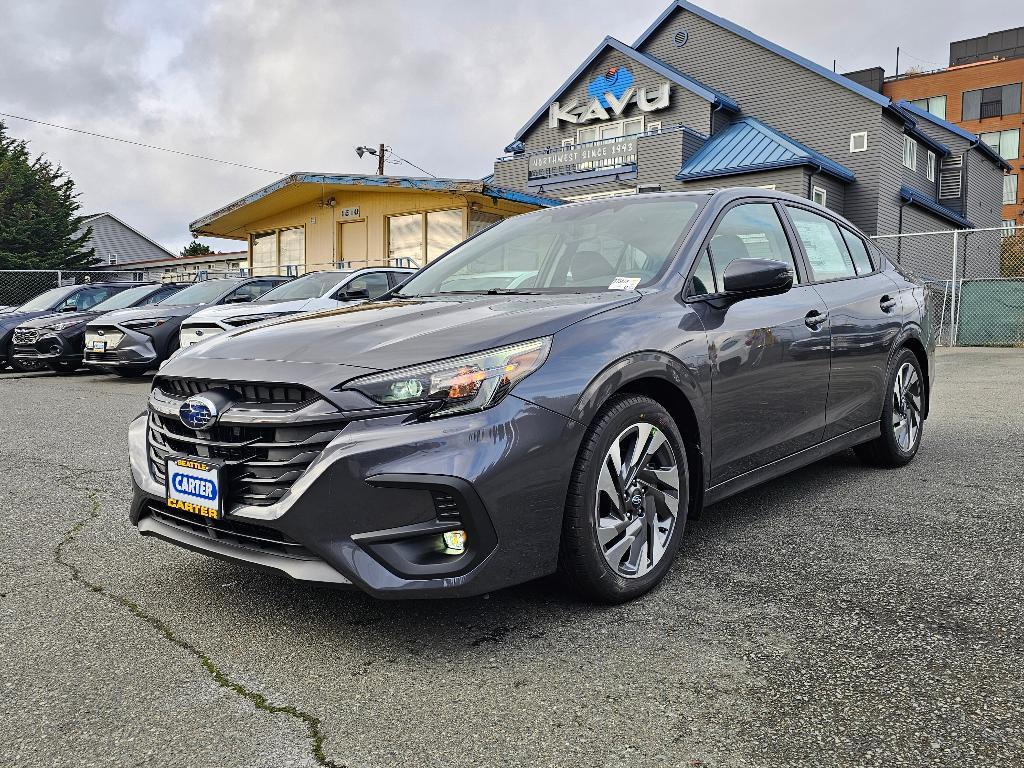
[178,268,414,347]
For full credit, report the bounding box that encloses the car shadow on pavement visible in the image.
[167,449,869,657]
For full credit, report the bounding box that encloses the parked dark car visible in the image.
[128,190,933,602]
[84,276,289,377]
[1,282,141,372]
[11,283,188,374]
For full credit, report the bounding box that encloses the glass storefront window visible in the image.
[279,227,305,269]
[427,209,464,261]
[251,231,276,274]
[388,213,424,264]
[387,208,464,265]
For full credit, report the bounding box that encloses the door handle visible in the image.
[880,294,898,312]
[805,309,828,330]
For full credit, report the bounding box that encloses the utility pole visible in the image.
[377,143,386,176]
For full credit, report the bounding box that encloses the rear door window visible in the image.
[840,228,875,275]
[786,206,858,281]
[339,272,390,298]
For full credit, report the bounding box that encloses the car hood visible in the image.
[0,310,51,333]
[18,310,100,329]
[95,303,200,326]
[184,299,314,324]
[176,292,639,370]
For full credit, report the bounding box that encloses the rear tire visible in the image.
[559,394,689,603]
[854,347,924,467]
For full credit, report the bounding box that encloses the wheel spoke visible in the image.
[605,517,642,565]
[646,485,679,519]
[627,520,649,575]
[597,460,622,509]
[597,516,628,546]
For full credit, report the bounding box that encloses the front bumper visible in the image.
[129,391,583,598]
[83,326,158,368]
[12,330,82,364]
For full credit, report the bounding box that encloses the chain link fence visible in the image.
[871,225,1024,348]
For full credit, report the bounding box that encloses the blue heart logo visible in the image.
[587,66,634,109]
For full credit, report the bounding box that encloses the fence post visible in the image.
[56,270,62,286]
[949,229,959,347]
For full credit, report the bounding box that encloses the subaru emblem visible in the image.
[179,396,219,430]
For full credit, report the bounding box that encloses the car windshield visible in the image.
[89,285,158,312]
[395,196,705,297]
[17,286,79,312]
[158,279,242,306]
[254,271,349,303]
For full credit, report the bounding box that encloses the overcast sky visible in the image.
[2,0,1019,253]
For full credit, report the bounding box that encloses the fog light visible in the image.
[442,529,467,555]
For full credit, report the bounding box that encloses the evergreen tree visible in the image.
[0,121,97,270]
[180,239,213,258]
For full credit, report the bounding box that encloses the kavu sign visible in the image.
[548,66,671,127]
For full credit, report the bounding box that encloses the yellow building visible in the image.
[188,173,560,275]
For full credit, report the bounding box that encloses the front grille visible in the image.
[147,379,344,510]
[155,376,316,405]
[145,502,316,559]
[13,328,39,344]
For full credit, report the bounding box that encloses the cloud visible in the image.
[1,0,1019,252]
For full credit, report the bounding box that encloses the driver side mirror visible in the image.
[721,258,793,297]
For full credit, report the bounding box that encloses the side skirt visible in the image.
[704,422,881,507]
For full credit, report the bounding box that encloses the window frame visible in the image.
[811,186,827,207]
[385,206,466,266]
[926,150,936,182]
[909,95,947,120]
[902,135,918,171]
[1005,173,1019,205]
[849,131,868,152]
[682,198,805,301]
[781,202,881,285]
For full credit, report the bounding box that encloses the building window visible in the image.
[647,121,662,134]
[561,138,573,147]
[107,254,118,266]
[849,131,868,152]
[963,84,1021,120]
[1002,219,1018,237]
[926,150,936,182]
[909,95,947,120]
[387,208,464,265]
[980,129,1020,160]
[576,116,644,145]
[902,136,917,170]
[250,226,305,275]
[1005,173,1019,205]
[811,186,827,206]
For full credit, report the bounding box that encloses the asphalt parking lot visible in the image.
[1,348,1022,768]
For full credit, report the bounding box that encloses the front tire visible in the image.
[559,394,689,603]
[854,348,925,467]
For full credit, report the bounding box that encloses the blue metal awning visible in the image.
[899,185,974,228]
[676,117,855,182]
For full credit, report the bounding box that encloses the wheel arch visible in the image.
[890,325,931,419]
[571,351,709,520]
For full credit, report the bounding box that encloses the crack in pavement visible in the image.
[53,492,343,768]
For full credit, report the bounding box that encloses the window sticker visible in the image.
[608,276,642,290]
[793,220,850,275]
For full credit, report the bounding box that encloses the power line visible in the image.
[0,110,284,175]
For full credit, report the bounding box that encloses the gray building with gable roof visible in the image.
[491,0,1009,240]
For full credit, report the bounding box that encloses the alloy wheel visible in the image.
[892,361,922,452]
[595,422,681,578]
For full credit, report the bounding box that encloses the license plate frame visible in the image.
[165,456,225,520]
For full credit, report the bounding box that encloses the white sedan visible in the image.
[178,267,414,347]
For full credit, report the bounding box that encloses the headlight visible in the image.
[222,312,292,328]
[343,337,551,418]
[45,320,80,332]
[121,317,169,330]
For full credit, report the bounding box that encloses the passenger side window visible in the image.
[224,281,273,303]
[339,272,390,298]
[70,287,119,310]
[840,228,875,275]
[786,207,857,281]
[706,203,800,287]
